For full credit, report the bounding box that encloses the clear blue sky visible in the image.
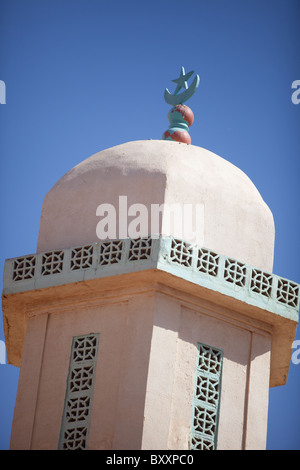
[0,0,299,450]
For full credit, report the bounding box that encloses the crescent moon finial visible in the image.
[164,66,200,106]
[162,67,200,144]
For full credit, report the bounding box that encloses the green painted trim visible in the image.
[2,236,299,323]
[164,66,200,106]
[58,333,100,450]
[190,342,223,450]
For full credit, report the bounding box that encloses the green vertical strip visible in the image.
[190,343,223,450]
[58,333,100,450]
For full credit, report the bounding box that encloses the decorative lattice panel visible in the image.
[6,237,299,319]
[13,255,36,281]
[41,251,64,276]
[190,435,214,450]
[277,279,299,308]
[99,240,123,266]
[170,238,193,268]
[224,258,246,287]
[70,246,94,271]
[197,249,219,276]
[128,237,152,261]
[250,269,273,297]
[59,333,99,450]
[190,343,223,450]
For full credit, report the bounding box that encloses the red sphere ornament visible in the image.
[163,129,191,144]
[162,104,194,144]
[170,104,194,126]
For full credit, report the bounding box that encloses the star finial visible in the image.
[172,67,194,95]
[164,66,200,106]
[162,66,200,144]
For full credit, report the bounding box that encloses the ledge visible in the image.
[2,236,299,386]
[3,236,299,321]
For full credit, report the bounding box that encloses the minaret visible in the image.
[2,68,299,450]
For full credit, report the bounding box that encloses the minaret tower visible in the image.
[2,68,299,450]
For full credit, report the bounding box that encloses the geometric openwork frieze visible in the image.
[12,256,36,281]
[224,258,246,287]
[99,240,123,266]
[3,236,299,319]
[190,343,223,450]
[197,248,219,277]
[129,237,152,261]
[58,333,99,450]
[250,268,273,297]
[276,279,299,309]
[41,251,64,276]
[170,238,193,267]
[70,246,94,271]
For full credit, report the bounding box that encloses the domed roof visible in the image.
[37,140,275,272]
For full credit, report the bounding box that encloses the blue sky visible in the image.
[0,0,299,450]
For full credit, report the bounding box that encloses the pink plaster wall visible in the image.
[143,296,271,450]
[10,285,271,450]
[11,293,155,449]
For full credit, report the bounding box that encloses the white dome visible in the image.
[37,140,275,271]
